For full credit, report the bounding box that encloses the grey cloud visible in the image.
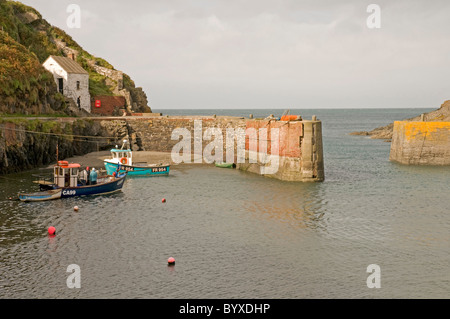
[20,0,450,109]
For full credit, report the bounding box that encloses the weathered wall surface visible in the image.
[100,117,247,156]
[238,119,324,181]
[1,116,325,182]
[42,57,91,112]
[389,121,450,165]
[300,120,324,181]
[244,120,303,157]
[98,116,324,182]
[0,119,111,174]
[91,96,126,116]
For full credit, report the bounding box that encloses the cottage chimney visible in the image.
[69,53,75,60]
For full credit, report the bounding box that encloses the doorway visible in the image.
[58,78,63,94]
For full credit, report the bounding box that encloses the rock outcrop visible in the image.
[0,118,113,174]
[350,101,450,141]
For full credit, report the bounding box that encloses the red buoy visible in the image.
[168,257,175,265]
[48,226,56,235]
[162,198,166,203]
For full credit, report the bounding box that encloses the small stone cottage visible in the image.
[42,55,91,112]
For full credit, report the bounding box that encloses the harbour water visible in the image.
[0,108,449,298]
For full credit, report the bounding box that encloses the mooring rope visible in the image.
[0,124,112,140]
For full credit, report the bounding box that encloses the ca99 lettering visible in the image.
[62,189,76,196]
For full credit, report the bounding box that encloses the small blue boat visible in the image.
[104,142,170,177]
[18,189,62,202]
[33,160,127,198]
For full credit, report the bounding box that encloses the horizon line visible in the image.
[151,106,435,110]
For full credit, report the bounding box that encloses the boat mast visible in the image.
[121,139,128,150]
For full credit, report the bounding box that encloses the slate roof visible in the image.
[46,55,88,74]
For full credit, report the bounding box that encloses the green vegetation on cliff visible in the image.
[0,0,150,115]
[0,30,66,114]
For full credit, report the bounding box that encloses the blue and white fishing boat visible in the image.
[104,141,170,177]
[18,189,62,202]
[29,160,127,199]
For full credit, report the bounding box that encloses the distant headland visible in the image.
[350,100,450,142]
[351,101,450,165]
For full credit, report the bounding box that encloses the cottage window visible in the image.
[76,81,80,90]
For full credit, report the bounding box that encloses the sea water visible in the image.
[0,108,448,298]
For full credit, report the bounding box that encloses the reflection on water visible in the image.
[246,181,328,233]
[1,108,449,298]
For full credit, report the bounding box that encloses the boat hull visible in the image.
[215,162,236,168]
[18,189,62,202]
[59,174,127,198]
[104,161,170,176]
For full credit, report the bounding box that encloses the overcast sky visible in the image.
[21,0,450,109]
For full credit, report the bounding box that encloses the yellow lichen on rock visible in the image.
[403,122,450,142]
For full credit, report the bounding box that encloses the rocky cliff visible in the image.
[0,118,115,174]
[0,115,159,174]
[0,0,151,115]
[350,100,450,141]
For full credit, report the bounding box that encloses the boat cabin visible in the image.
[109,149,133,166]
[54,161,81,187]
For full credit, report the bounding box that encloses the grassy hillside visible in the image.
[0,29,67,114]
[0,0,150,114]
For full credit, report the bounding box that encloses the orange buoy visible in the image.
[48,226,56,235]
[74,206,79,211]
[168,257,175,265]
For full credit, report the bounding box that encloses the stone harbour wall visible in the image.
[389,121,450,165]
[0,115,325,182]
[95,116,324,182]
[99,116,247,157]
[238,119,324,181]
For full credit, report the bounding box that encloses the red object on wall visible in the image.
[91,96,126,115]
[280,115,301,121]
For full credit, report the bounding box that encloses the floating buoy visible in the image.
[162,198,166,203]
[48,226,56,235]
[168,257,175,265]
[74,206,79,211]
